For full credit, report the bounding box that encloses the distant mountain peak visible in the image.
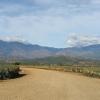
[0,40,100,60]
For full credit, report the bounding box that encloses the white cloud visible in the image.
[92,0,100,4]
[0,14,67,34]
[0,0,100,47]
[67,33,100,47]
[0,34,27,42]
[0,0,100,17]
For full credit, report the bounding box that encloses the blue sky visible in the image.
[0,0,100,47]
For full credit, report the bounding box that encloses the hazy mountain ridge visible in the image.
[0,40,100,60]
[0,40,61,60]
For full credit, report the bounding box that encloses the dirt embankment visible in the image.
[0,67,100,100]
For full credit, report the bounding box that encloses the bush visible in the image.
[0,64,21,80]
[13,62,21,65]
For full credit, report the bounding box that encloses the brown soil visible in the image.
[0,67,100,100]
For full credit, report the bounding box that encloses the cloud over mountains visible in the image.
[0,0,100,47]
[67,33,100,47]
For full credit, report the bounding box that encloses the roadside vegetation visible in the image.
[0,63,21,80]
[41,66,100,78]
[19,56,100,79]
[0,56,100,79]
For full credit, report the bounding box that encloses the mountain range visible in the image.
[0,40,100,60]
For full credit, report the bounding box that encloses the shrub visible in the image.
[0,64,21,80]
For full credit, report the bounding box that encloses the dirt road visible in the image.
[0,68,100,100]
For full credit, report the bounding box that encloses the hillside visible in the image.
[0,40,61,60]
[57,45,100,60]
[0,40,100,60]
